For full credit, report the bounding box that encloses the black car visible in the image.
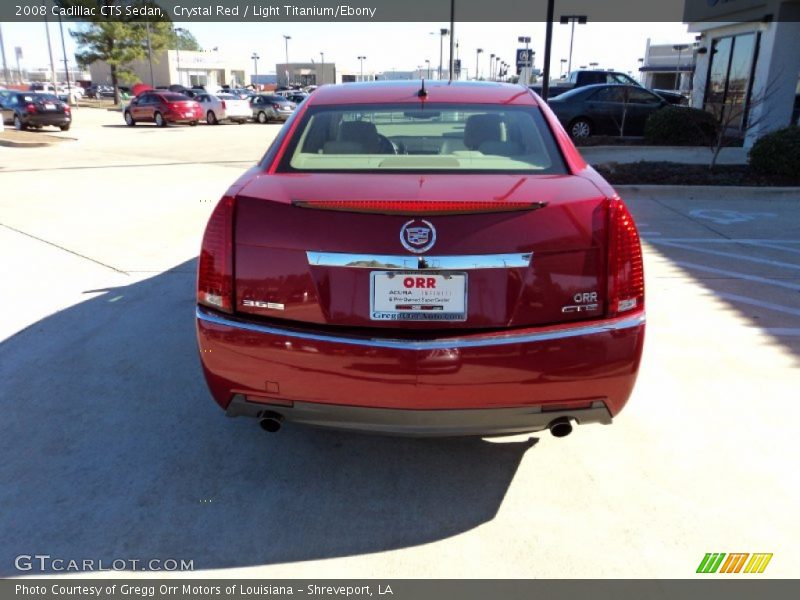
[0,92,71,131]
[547,84,668,138]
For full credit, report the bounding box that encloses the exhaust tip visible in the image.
[259,412,284,433]
[548,417,573,438]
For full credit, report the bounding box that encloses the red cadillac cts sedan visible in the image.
[196,81,645,437]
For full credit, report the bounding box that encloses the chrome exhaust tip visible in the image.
[259,412,284,433]
[548,417,573,438]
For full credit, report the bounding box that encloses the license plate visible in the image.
[44,103,56,110]
[370,271,467,321]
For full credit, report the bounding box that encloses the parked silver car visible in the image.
[250,94,296,123]
[195,93,251,124]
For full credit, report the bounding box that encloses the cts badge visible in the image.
[400,219,436,254]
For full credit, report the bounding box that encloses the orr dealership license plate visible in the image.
[370,271,467,321]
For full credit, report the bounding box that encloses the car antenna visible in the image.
[417,79,428,98]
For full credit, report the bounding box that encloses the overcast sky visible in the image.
[0,21,696,79]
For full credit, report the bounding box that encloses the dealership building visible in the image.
[684,0,800,146]
[90,49,250,89]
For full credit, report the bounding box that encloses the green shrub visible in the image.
[749,126,800,177]
[644,106,718,146]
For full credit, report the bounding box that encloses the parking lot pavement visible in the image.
[1,110,798,578]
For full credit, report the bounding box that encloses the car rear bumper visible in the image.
[196,306,645,435]
[23,114,70,126]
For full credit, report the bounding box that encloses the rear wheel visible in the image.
[14,115,25,130]
[207,110,218,125]
[257,111,268,124]
[569,118,592,139]
[124,111,135,126]
[60,124,71,131]
[154,112,166,127]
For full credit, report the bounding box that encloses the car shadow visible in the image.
[0,260,535,575]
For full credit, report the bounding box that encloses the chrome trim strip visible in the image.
[306,251,533,270]
[197,307,645,350]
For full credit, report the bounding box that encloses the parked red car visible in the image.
[123,91,202,127]
[196,81,645,437]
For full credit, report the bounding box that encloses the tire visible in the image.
[257,111,268,124]
[207,110,218,125]
[154,112,166,127]
[60,124,71,131]
[124,111,135,126]
[14,115,25,130]
[569,118,592,139]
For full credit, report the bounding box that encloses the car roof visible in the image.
[307,80,537,106]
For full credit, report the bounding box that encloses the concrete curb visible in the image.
[615,184,800,196]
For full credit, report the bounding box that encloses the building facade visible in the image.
[640,39,696,92]
[684,0,800,146]
[275,62,336,87]
[90,50,250,89]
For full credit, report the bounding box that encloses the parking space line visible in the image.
[653,242,800,271]
[651,238,800,244]
[716,292,800,318]
[669,261,800,291]
[740,242,800,255]
[0,223,128,275]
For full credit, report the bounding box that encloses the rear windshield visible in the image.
[162,93,190,101]
[279,103,566,173]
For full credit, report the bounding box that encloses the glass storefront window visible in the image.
[704,32,758,130]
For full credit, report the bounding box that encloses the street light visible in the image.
[251,52,259,88]
[559,14,587,76]
[145,22,155,86]
[438,28,449,80]
[320,52,325,85]
[673,43,689,92]
[495,56,501,81]
[560,58,567,77]
[174,27,187,86]
[489,53,495,80]
[358,55,366,81]
[283,35,291,86]
[589,62,598,69]
[424,59,431,79]
[475,48,483,80]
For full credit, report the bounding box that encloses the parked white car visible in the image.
[194,93,251,124]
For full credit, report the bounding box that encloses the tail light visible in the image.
[272,103,282,109]
[197,195,235,312]
[63,103,71,113]
[607,196,644,317]
[221,100,226,109]
[26,103,37,114]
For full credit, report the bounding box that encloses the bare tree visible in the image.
[700,78,781,171]
[609,86,633,138]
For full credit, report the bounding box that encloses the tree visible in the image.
[171,28,201,51]
[64,1,174,104]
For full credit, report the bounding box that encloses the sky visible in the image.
[0,21,696,80]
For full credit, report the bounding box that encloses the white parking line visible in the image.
[741,242,800,255]
[669,261,800,292]
[716,292,800,318]
[653,242,800,271]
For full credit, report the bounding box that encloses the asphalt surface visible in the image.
[1,108,798,578]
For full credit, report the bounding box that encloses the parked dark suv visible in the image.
[0,92,71,131]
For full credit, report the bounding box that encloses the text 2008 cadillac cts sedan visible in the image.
[196,81,645,437]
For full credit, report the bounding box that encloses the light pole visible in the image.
[673,44,689,91]
[424,59,431,79]
[589,61,598,70]
[174,27,187,86]
[560,58,567,77]
[495,57,501,81]
[44,14,57,89]
[358,55,366,81]
[438,28,449,80]
[518,35,531,84]
[251,52,259,89]
[559,15,587,76]
[56,11,72,101]
[475,48,482,81]
[145,22,155,86]
[283,35,291,86]
[0,24,9,84]
[489,53,495,80]
[320,52,325,85]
